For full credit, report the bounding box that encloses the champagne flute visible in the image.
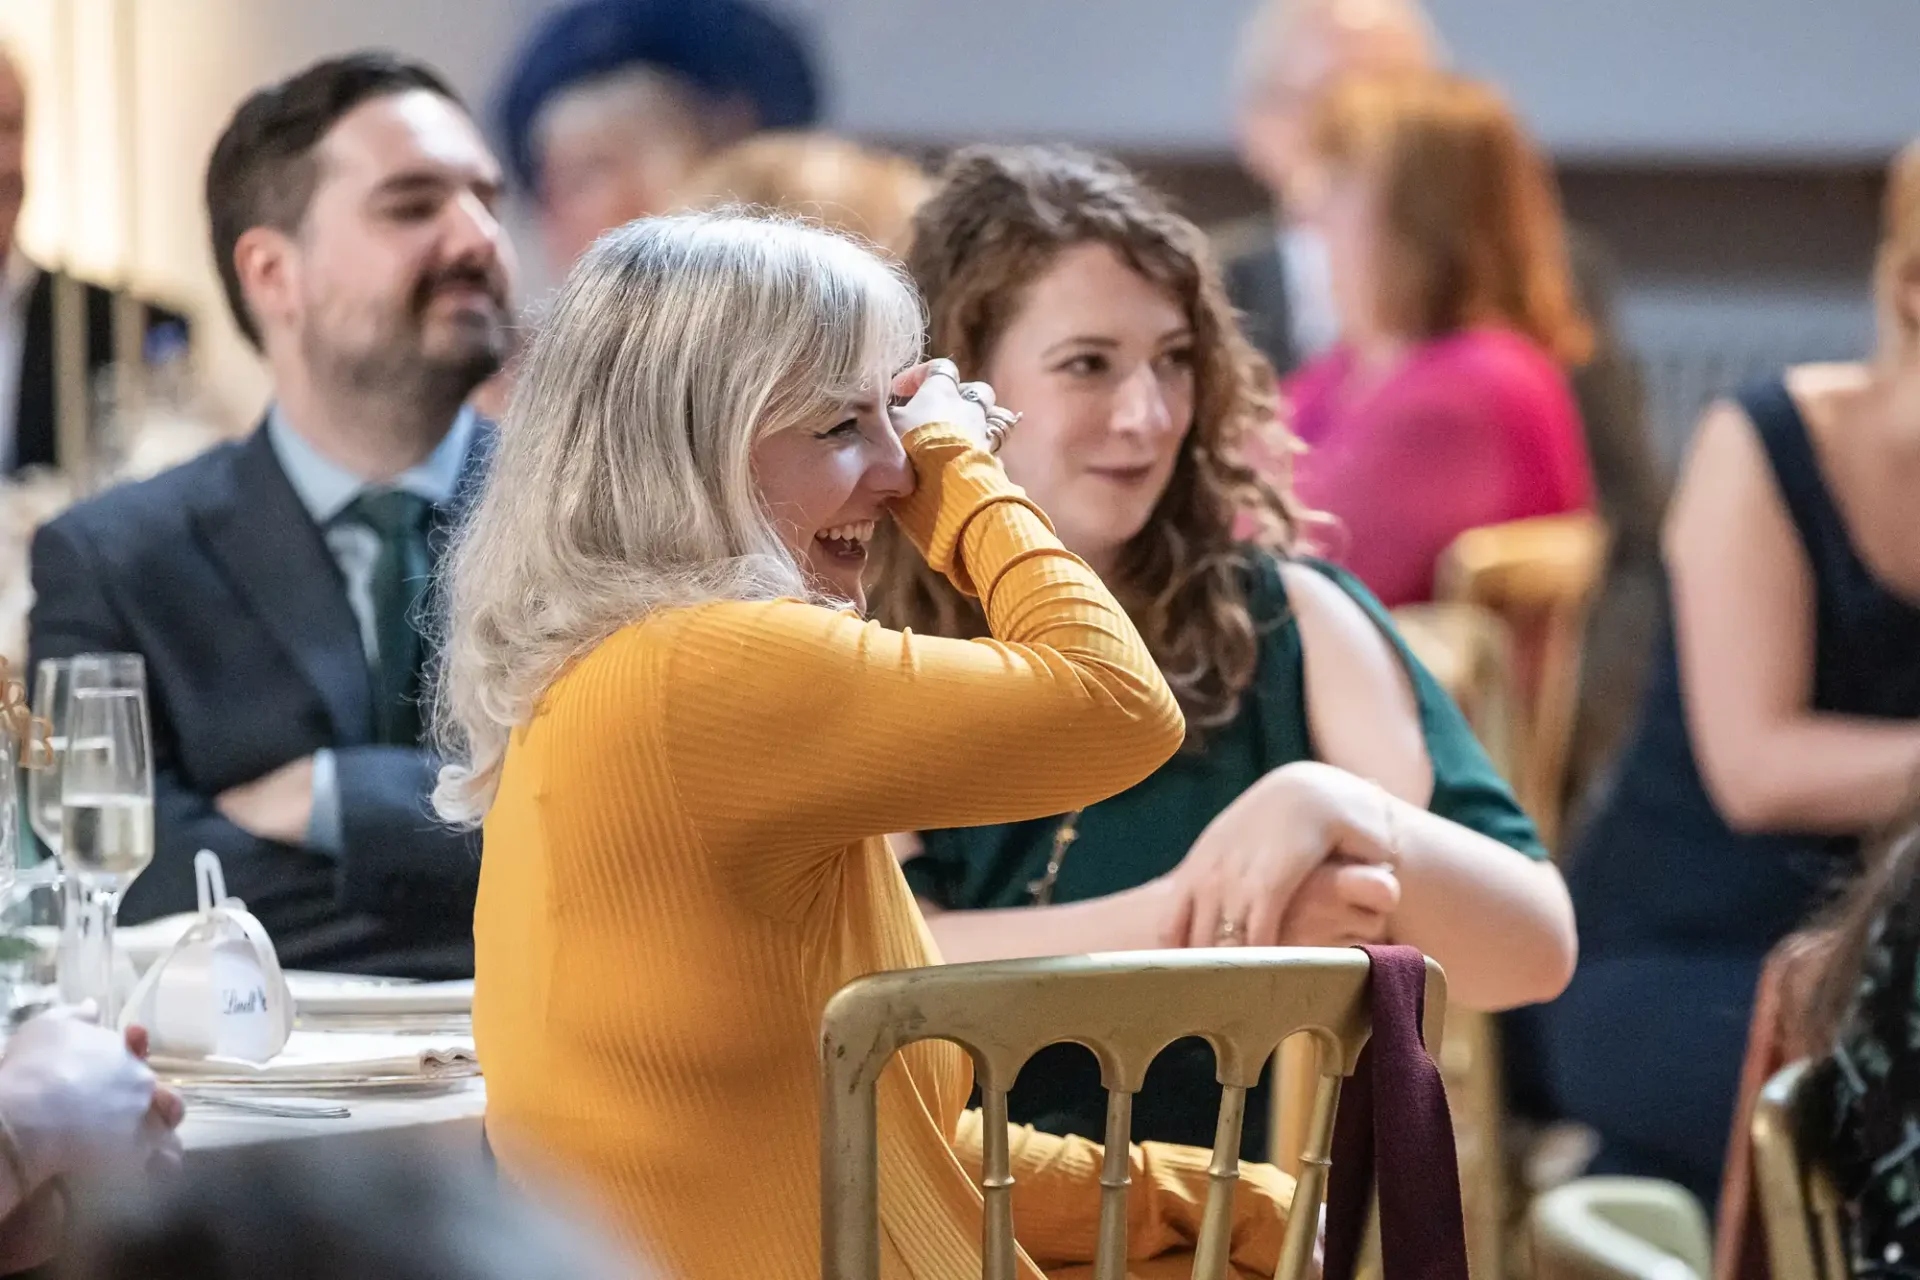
[59,654,153,1026]
[28,661,81,1000]
[26,659,71,879]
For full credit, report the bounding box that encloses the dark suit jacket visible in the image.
[12,269,188,474]
[1218,218,1303,382]
[27,424,484,979]
[1219,215,1669,814]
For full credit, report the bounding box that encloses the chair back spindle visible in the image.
[819,948,1445,1280]
[1434,511,1610,849]
[1750,1061,1849,1280]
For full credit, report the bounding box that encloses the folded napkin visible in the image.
[286,973,474,1019]
[152,1029,478,1083]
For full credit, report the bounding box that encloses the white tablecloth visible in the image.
[169,975,486,1163]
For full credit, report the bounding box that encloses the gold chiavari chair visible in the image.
[1750,1061,1849,1280]
[1382,600,1518,1280]
[1378,514,1603,1280]
[819,947,1446,1280]
[1528,1178,1711,1280]
[1433,512,1610,852]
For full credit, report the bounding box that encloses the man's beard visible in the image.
[315,325,502,408]
[304,308,505,424]
[305,258,511,417]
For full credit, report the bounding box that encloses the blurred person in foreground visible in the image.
[0,45,187,477]
[28,53,514,977]
[872,145,1574,1158]
[678,131,928,258]
[1712,808,1920,1280]
[495,0,819,273]
[1280,71,1593,608]
[1229,0,1667,811]
[0,1010,183,1274]
[57,1141,633,1280]
[1516,141,1920,1208]
[433,212,1302,1276]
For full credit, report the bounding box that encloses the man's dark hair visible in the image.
[205,52,463,348]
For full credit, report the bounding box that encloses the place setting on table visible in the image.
[0,654,482,1143]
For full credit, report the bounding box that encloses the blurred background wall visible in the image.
[0,0,1911,459]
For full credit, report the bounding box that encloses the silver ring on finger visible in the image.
[1213,917,1246,947]
[958,381,996,408]
[925,358,961,384]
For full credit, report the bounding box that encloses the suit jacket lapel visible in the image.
[194,425,374,744]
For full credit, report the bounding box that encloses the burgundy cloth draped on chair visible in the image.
[1324,944,1472,1280]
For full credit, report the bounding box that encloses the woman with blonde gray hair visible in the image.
[432,212,1304,1277]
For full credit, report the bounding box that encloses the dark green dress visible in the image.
[903,553,1545,1158]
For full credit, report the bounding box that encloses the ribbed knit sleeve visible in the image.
[647,424,1184,900]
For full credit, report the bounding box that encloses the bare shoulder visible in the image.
[1685,361,1865,477]
[1279,561,1432,802]
[1667,393,1789,547]
[1279,562,1405,671]
[1679,396,1762,476]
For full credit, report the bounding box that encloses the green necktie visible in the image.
[340,488,435,746]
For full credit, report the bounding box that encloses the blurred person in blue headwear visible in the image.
[495,0,820,273]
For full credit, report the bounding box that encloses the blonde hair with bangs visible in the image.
[432,212,922,823]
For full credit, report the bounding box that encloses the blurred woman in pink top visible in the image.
[1282,71,1594,606]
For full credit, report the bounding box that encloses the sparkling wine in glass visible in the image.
[59,654,153,1026]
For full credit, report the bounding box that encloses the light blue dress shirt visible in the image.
[265,406,476,854]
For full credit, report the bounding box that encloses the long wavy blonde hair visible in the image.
[432,213,922,823]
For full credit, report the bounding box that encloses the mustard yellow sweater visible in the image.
[475,426,1299,1278]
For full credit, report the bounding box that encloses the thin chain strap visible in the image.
[1025,809,1084,906]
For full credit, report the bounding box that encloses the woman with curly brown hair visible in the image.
[873,145,1576,1158]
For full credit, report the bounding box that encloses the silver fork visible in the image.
[181,1092,352,1120]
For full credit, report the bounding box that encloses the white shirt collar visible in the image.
[266,404,476,526]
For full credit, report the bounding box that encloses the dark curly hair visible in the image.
[868,144,1313,739]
